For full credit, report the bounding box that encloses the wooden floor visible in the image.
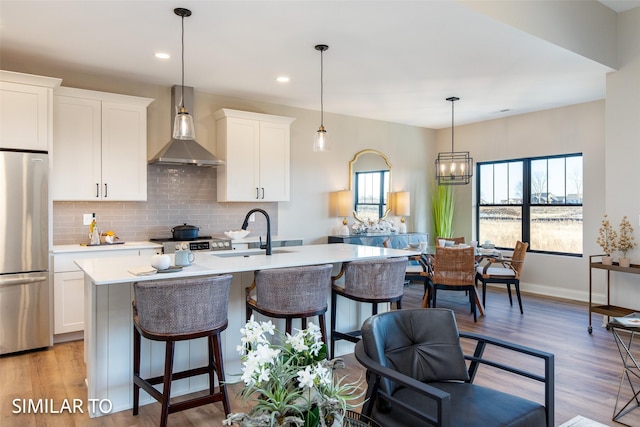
[1,284,636,427]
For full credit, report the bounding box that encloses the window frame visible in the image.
[476,153,583,257]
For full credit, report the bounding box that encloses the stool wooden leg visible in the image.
[212,333,231,415]
[133,326,141,416]
[302,317,308,330]
[330,291,338,360]
[318,313,327,345]
[160,341,175,427]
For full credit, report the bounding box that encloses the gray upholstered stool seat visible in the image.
[246,264,333,343]
[132,274,232,427]
[330,256,407,359]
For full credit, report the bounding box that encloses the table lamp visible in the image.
[336,190,352,236]
[394,191,410,234]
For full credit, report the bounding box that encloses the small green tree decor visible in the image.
[432,182,455,240]
[617,216,637,266]
[597,214,617,264]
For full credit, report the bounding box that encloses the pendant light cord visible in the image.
[180,13,185,109]
[320,48,324,127]
[451,99,454,152]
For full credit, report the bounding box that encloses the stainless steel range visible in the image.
[150,236,232,254]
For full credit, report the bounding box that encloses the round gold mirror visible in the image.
[348,149,392,223]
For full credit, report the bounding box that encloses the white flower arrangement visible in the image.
[224,317,363,427]
[351,218,396,234]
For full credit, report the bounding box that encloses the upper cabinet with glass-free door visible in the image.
[349,149,392,222]
[52,87,153,201]
[215,108,295,202]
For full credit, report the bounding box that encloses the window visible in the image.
[354,170,389,222]
[477,154,582,255]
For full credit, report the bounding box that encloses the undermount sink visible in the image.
[211,248,297,258]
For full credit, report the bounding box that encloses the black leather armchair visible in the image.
[355,309,554,427]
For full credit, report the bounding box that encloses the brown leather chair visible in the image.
[132,274,232,427]
[330,257,407,359]
[246,264,333,343]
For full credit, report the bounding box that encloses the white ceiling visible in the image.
[1,0,637,129]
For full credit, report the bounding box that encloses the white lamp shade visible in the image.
[173,107,196,140]
[336,190,352,217]
[394,191,410,217]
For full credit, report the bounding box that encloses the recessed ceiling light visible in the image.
[276,76,290,83]
[155,52,170,59]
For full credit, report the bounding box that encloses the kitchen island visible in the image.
[75,243,416,417]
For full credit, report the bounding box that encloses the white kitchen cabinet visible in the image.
[215,109,295,202]
[0,71,61,150]
[52,87,153,201]
[51,245,160,338]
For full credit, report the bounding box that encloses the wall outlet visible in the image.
[83,213,93,226]
[249,213,256,222]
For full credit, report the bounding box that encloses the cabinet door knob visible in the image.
[261,187,265,199]
[96,183,99,198]
[104,183,108,198]
[256,188,259,199]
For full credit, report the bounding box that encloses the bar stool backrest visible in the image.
[255,264,333,314]
[133,274,232,335]
[342,257,408,299]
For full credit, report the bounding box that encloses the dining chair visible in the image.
[436,236,466,245]
[476,241,529,314]
[431,246,478,321]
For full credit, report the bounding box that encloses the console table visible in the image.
[328,232,429,249]
[588,254,640,334]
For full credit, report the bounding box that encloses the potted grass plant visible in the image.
[432,182,455,242]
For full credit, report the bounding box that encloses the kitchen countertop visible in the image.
[78,242,418,417]
[51,241,162,253]
[75,243,417,285]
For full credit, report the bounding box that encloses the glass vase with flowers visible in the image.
[223,318,363,427]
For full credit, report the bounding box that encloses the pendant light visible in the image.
[313,44,329,152]
[173,7,195,140]
[435,96,473,185]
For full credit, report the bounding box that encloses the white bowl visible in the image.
[224,230,250,240]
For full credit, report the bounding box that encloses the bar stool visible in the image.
[330,256,408,359]
[246,264,333,343]
[132,274,232,427]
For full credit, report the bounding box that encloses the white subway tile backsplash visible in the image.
[52,164,276,245]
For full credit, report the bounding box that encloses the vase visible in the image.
[602,256,613,265]
[619,258,631,268]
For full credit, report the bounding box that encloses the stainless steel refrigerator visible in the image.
[0,149,51,354]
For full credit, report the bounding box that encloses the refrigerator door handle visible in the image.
[0,275,48,287]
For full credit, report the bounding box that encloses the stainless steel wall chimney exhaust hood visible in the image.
[148,85,224,167]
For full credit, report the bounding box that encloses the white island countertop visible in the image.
[77,243,418,418]
[75,243,417,285]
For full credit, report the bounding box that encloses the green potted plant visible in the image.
[617,216,637,268]
[596,214,617,265]
[432,182,455,242]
